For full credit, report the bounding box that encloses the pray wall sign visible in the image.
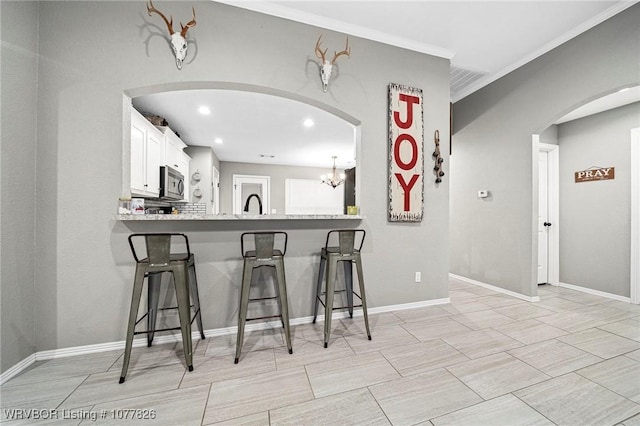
[574,166,615,183]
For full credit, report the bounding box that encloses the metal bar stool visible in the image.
[120,233,205,383]
[235,231,293,363]
[313,229,371,347]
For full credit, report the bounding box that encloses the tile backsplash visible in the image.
[134,199,206,215]
[174,202,206,214]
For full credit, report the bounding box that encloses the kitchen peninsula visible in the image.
[117,213,363,221]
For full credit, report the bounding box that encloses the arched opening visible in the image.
[534,85,639,302]
[122,82,361,216]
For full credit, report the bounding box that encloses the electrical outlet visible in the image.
[415,272,421,283]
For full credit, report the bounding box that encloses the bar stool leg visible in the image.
[312,256,326,323]
[271,267,285,329]
[323,257,337,348]
[235,261,253,364]
[275,259,293,354]
[343,261,354,318]
[355,255,371,340]
[120,266,146,384]
[188,262,206,340]
[147,272,162,347]
[172,264,194,372]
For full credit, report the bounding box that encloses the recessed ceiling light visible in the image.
[303,118,314,128]
[214,137,223,144]
[198,106,211,115]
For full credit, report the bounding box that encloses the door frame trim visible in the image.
[232,174,271,215]
[631,127,640,304]
[535,139,560,288]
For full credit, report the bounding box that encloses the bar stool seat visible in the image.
[313,229,371,347]
[235,231,293,363]
[120,233,205,383]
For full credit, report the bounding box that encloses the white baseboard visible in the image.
[0,297,449,385]
[0,353,36,386]
[449,273,541,302]
[558,281,631,303]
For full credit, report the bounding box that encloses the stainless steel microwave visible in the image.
[159,165,184,201]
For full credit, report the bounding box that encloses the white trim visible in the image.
[0,354,36,385]
[0,298,449,385]
[215,0,634,102]
[450,273,541,302]
[232,174,270,214]
[452,2,636,101]
[215,1,455,60]
[631,127,640,304]
[559,281,631,303]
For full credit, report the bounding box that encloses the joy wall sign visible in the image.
[388,83,424,222]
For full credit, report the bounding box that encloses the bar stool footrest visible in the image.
[245,314,284,321]
[133,308,202,335]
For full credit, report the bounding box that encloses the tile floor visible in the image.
[2,279,640,425]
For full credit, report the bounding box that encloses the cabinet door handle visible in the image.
[544,222,552,227]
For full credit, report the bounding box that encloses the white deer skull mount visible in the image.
[147,0,196,70]
[314,35,351,92]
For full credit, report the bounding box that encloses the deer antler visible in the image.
[331,37,350,65]
[180,6,197,38]
[315,35,328,63]
[147,0,174,35]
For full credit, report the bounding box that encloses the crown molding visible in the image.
[215,0,455,59]
[452,0,638,102]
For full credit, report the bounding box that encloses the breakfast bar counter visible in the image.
[116,214,363,221]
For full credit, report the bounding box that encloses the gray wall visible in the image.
[540,125,558,146]
[1,2,39,373]
[558,102,639,297]
[1,1,450,372]
[218,161,343,215]
[184,145,219,214]
[450,4,640,297]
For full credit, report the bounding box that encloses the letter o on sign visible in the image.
[394,134,418,171]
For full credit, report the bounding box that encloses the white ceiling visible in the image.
[134,1,639,168]
[222,0,636,101]
[133,90,357,168]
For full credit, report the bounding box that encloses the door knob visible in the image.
[544,222,552,227]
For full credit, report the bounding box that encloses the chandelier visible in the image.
[321,156,345,188]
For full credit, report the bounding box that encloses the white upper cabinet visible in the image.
[131,109,162,197]
[160,127,187,173]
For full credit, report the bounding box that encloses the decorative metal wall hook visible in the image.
[314,35,351,92]
[433,130,445,184]
[147,0,196,70]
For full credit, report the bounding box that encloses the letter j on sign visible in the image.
[388,83,424,222]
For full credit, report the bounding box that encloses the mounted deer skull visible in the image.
[147,0,196,70]
[314,35,351,92]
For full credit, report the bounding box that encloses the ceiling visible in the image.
[133,90,357,168]
[222,0,636,101]
[134,1,638,168]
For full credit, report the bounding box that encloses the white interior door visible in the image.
[538,151,550,284]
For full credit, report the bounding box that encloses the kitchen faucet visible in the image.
[243,193,263,214]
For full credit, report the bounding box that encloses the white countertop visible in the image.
[116,214,363,221]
